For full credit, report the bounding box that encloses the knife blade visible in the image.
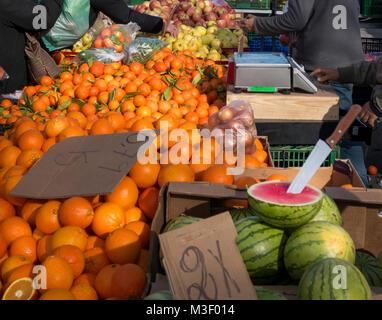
[287,104,362,194]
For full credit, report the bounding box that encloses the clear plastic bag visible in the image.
[208,100,257,154]
[42,0,91,51]
[92,22,141,53]
[76,48,126,64]
[123,38,168,65]
[0,66,9,81]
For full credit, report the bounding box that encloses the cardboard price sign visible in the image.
[10,131,159,199]
[159,212,257,300]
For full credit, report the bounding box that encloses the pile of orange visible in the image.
[0,49,271,300]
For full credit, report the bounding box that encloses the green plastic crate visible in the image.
[361,0,382,17]
[270,145,341,168]
[227,0,271,10]
[124,0,145,6]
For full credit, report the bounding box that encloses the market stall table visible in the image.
[227,84,340,145]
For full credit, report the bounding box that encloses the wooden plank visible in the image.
[227,85,339,122]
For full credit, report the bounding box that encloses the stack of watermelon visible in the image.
[149,181,381,300]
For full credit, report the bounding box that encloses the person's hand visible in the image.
[359,102,378,128]
[237,14,256,32]
[165,23,178,38]
[310,68,340,84]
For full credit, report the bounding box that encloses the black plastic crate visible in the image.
[362,38,382,53]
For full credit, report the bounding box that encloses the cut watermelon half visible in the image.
[247,181,323,229]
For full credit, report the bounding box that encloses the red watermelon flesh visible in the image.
[250,182,321,205]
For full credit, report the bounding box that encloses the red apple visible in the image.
[187,7,195,17]
[193,13,202,22]
[149,0,161,10]
[217,19,227,28]
[203,5,213,14]
[205,12,217,21]
[279,34,290,47]
[221,13,231,21]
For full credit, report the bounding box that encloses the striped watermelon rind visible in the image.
[235,217,288,285]
[255,288,287,300]
[298,258,372,300]
[162,215,203,234]
[230,208,257,223]
[284,221,355,280]
[355,251,382,287]
[309,194,342,225]
[248,182,323,229]
[144,290,173,300]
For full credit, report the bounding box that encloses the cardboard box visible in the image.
[146,159,382,297]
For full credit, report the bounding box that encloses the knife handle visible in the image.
[325,104,362,149]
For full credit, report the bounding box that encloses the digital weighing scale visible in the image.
[227,52,318,94]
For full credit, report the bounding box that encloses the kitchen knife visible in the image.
[287,104,362,194]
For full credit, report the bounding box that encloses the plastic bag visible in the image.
[92,22,141,53]
[76,48,126,64]
[0,66,9,81]
[123,38,168,65]
[42,0,90,51]
[208,100,257,154]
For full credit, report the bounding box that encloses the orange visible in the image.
[201,165,234,185]
[130,119,155,132]
[0,146,22,168]
[9,236,37,263]
[32,228,45,241]
[106,112,125,131]
[234,176,260,188]
[129,162,160,189]
[41,255,74,292]
[44,117,69,138]
[111,264,146,300]
[90,119,114,135]
[130,62,144,75]
[57,126,85,142]
[0,216,32,245]
[133,94,146,108]
[84,247,110,274]
[50,226,88,252]
[0,233,7,258]
[1,255,31,282]
[70,283,98,300]
[58,197,94,229]
[37,235,53,262]
[3,175,26,207]
[81,103,96,116]
[137,249,149,273]
[125,221,150,249]
[95,264,120,299]
[157,164,195,188]
[53,245,85,278]
[266,174,289,182]
[35,200,61,235]
[105,177,139,210]
[86,236,105,251]
[124,207,146,225]
[42,138,56,153]
[90,61,104,77]
[4,263,34,288]
[91,202,125,239]
[138,187,159,220]
[341,184,353,188]
[368,165,378,175]
[67,111,87,129]
[0,198,16,223]
[0,139,14,152]
[16,149,43,169]
[17,129,44,151]
[104,228,141,265]
[40,288,76,300]
[253,150,268,164]
[73,273,96,287]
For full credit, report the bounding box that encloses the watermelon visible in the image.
[255,288,287,300]
[298,258,372,300]
[144,290,173,300]
[230,208,256,223]
[309,194,342,225]
[248,181,323,229]
[355,251,382,287]
[162,215,203,233]
[284,221,355,280]
[235,217,287,285]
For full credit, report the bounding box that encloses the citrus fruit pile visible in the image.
[0,48,271,300]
